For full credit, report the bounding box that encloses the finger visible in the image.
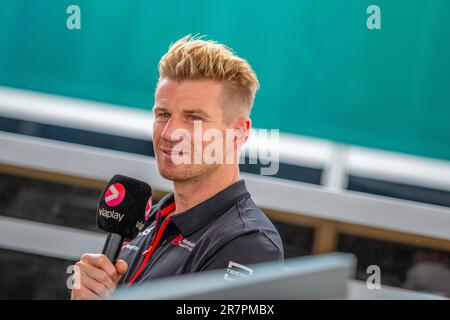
[81,254,118,280]
[80,262,116,293]
[71,284,102,300]
[80,270,112,299]
[115,260,128,275]
[113,260,128,286]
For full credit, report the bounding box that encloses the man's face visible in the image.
[153,78,238,182]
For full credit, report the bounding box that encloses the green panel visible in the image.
[0,0,449,160]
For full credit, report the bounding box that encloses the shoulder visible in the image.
[196,197,284,271]
[214,196,283,250]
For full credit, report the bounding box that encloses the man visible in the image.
[71,35,283,300]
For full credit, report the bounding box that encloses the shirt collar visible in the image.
[156,180,250,236]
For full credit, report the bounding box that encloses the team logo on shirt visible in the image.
[224,261,254,281]
[121,241,140,252]
[172,234,196,252]
[137,225,154,237]
[172,234,183,245]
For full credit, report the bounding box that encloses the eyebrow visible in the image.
[153,106,169,113]
[181,108,210,118]
[153,106,211,119]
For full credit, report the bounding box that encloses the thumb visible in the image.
[115,259,128,279]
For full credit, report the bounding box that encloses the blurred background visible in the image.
[0,0,449,299]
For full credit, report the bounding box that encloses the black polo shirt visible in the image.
[117,180,284,286]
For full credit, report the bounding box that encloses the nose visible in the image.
[160,116,184,143]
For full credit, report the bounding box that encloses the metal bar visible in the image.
[0,131,449,241]
[0,215,105,261]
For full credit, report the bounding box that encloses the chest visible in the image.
[119,223,202,284]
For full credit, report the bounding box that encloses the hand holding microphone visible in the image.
[71,175,152,300]
[71,253,128,300]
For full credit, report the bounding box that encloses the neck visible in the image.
[172,166,240,214]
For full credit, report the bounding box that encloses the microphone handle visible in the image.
[102,233,124,262]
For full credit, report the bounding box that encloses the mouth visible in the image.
[160,148,185,157]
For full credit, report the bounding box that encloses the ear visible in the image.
[234,117,251,147]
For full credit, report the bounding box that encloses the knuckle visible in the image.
[80,253,90,262]
[98,272,109,283]
[110,268,118,278]
[97,254,107,266]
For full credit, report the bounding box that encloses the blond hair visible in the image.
[158,35,259,118]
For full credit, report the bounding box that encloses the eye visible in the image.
[187,115,202,121]
[158,112,171,120]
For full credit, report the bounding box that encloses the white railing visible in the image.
[0,86,449,260]
[1,86,450,191]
